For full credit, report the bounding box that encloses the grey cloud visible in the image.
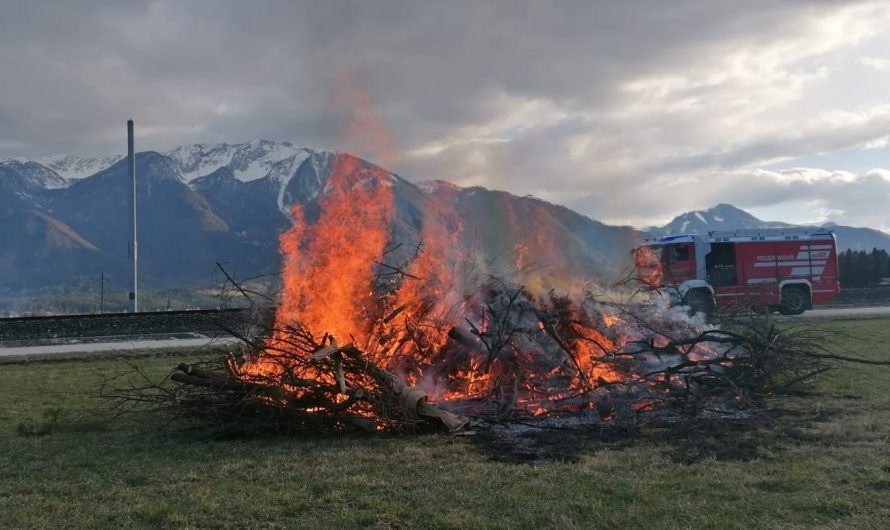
[0,0,857,153]
[598,168,890,229]
[0,0,888,230]
[648,110,890,176]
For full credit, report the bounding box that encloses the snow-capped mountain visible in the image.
[0,143,329,291]
[651,203,890,252]
[0,159,67,190]
[0,143,640,295]
[19,140,323,185]
[650,203,792,235]
[36,154,123,181]
[165,139,316,182]
[4,140,886,298]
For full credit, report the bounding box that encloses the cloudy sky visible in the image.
[1,1,889,230]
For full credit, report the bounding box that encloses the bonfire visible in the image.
[102,154,880,436]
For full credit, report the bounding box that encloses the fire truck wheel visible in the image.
[684,289,715,318]
[778,286,809,316]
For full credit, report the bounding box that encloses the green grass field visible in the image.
[1,319,889,529]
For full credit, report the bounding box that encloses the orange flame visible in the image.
[237,77,722,418]
[277,155,394,346]
[634,245,665,287]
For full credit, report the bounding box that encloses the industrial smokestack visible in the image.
[127,119,138,313]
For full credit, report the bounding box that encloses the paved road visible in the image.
[2,306,886,358]
[0,336,239,358]
[792,306,890,319]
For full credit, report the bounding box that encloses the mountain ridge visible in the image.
[7,139,326,184]
[2,141,887,298]
[652,203,890,252]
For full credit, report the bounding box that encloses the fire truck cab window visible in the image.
[665,245,690,264]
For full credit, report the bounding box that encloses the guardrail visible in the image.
[0,308,264,342]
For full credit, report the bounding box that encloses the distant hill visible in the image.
[0,143,640,295]
[5,141,885,299]
[651,203,890,252]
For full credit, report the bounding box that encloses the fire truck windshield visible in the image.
[665,245,690,264]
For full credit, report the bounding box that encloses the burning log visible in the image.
[156,335,469,434]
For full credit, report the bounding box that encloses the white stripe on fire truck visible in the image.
[796,251,831,259]
[790,266,825,275]
[753,260,828,267]
[800,245,833,250]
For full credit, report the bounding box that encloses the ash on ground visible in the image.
[459,403,755,463]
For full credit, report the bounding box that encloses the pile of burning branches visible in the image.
[169,327,469,434]
[100,272,879,436]
[99,157,888,436]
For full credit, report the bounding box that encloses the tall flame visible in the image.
[237,78,719,416]
[276,155,394,345]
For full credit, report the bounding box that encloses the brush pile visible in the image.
[166,327,469,433]
[98,152,890,436]
[100,274,880,436]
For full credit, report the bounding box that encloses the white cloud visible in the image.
[654,167,890,229]
[869,168,890,182]
[858,56,890,72]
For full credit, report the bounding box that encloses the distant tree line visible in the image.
[838,248,890,287]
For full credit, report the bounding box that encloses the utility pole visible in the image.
[100,271,105,314]
[127,119,139,313]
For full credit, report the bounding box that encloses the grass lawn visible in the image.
[1,319,889,529]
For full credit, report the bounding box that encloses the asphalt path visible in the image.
[0,336,238,358]
[1,306,887,358]
[793,306,890,319]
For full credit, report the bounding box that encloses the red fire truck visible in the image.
[634,228,841,315]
